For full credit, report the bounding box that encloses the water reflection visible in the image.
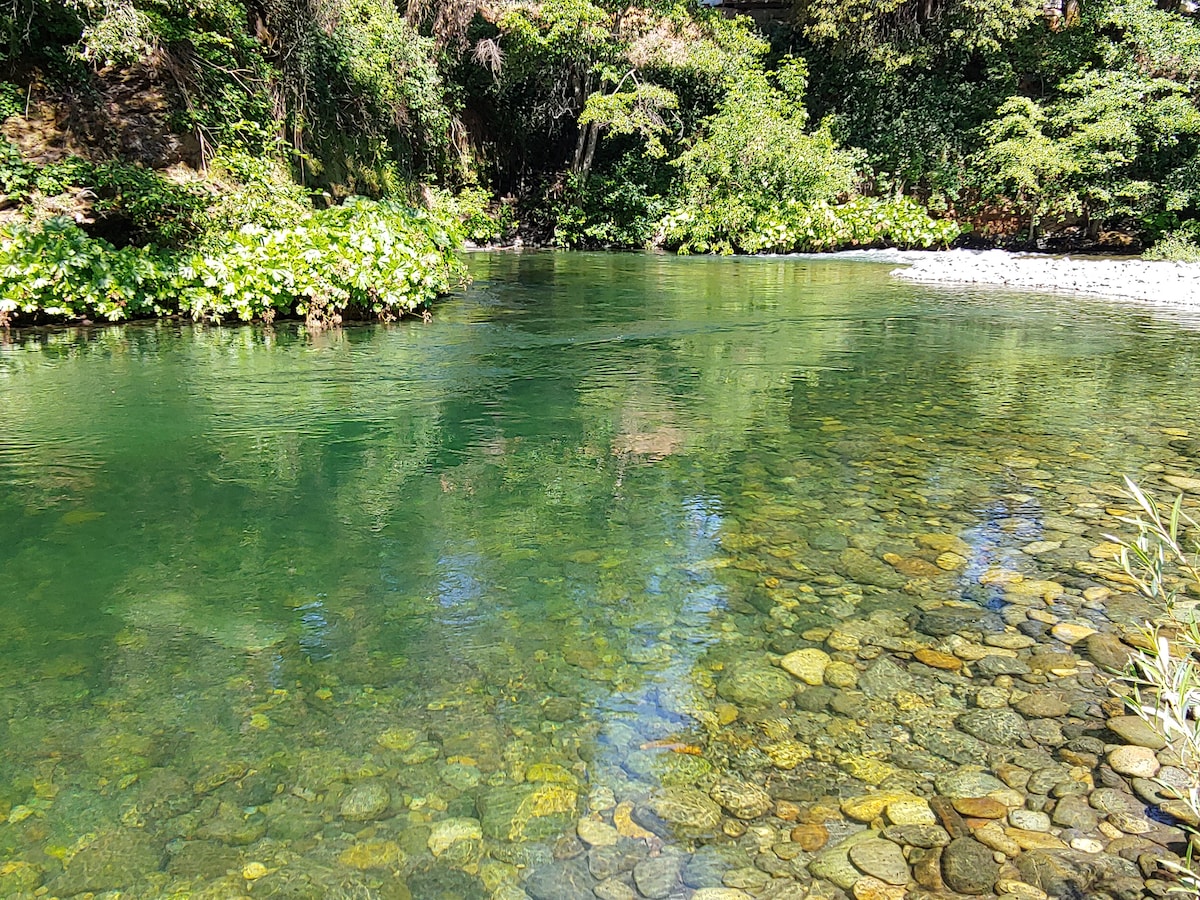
[0,254,1197,897]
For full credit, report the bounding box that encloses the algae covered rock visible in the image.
[478,782,579,841]
[717,662,794,708]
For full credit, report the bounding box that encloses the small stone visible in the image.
[886,798,936,826]
[952,797,1007,819]
[577,816,620,848]
[781,648,831,685]
[613,801,656,840]
[843,792,923,823]
[791,821,830,851]
[1069,837,1104,853]
[711,780,772,820]
[338,840,407,870]
[915,648,962,670]
[428,817,483,856]
[853,875,908,900]
[995,879,1049,900]
[1084,633,1132,671]
[1107,716,1168,750]
[763,740,812,769]
[974,821,1022,857]
[824,660,859,689]
[1164,475,1200,492]
[848,838,911,885]
[243,862,268,880]
[917,533,972,556]
[633,853,685,899]
[1107,745,1161,778]
[1008,809,1051,832]
[941,837,999,894]
[691,891,753,900]
[1014,694,1070,718]
[1051,623,1097,644]
[1005,828,1068,850]
[957,709,1028,745]
[339,780,392,822]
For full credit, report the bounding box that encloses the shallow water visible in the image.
[1,252,1199,899]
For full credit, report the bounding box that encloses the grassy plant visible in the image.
[1108,475,1200,892]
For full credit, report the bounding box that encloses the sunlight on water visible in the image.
[1,252,1199,898]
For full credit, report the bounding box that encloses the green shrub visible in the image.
[1143,227,1200,263]
[0,218,174,325]
[182,197,466,325]
[0,200,465,327]
[554,163,668,249]
[660,196,960,254]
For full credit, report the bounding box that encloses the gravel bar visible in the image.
[891,249,1200,306]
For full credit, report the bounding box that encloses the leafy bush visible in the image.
[660,196,959,254]
[554,153,669,249]
[672,58,861,213]
[0,200,465,327]
[1143,227,1200,262]
[181,198,466,325]
[0,218,174,325]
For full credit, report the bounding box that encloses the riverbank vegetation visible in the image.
[0,0,1197,323]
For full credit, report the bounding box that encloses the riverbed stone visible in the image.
[781,648,831,685]
[1014,694,1070,718]
[935,770,1008,798]
[429,817,483,856]
[848,838,911,885]
[718,663,795,707]
[810,830,882,890]
[859,657,914,700]
[1107,744,1161,778]
[837,548,907,589]
[1084,633,1133,671]
[479,782,579,841]
[645,787,722,839]
[711,779,773,819]
[633,852,685,898]
[50,830,165,896]
[339,779,392,822]
[957,708,1029,745]
[975,655,1031,677]
[1009,809,1051,832]
[1106,716,1168,749]
[914,607,1001,638]
[941,837,999,895]
[1051,795,1099,831]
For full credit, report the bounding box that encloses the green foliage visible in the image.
[0,143,209,246]
[1108,478,1200,893]
[580,78,679,158]
[298,0,453,178]
[554,158,669,248]
[1144,228,1200,261]
[202,149,314,235]
[0,81,25,120]
[672,59,861,211]
[0,218,173,324]
[0,200,464,327]
[660,195,959,254]
[181,198,465,324]
[437,187,518,244]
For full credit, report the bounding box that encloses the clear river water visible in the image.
[1,252,1199,900]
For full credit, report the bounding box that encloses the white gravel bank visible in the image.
[891,249,1200,306]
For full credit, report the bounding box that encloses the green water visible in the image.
[1,252,1198,898]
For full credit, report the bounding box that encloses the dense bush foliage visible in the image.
[0,201,465,327]
[182,198,465,324]
[661,196,960,255]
